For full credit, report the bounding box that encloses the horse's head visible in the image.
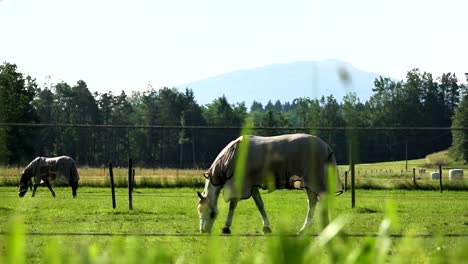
[18,171,32,197]
[197,191,217,233]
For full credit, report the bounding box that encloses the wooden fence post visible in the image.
[351,162,355,208]
[439,165,443,193]
[109,162,116,209]
[128,158,133,210]
[412,168,416,186]
[344,171,348,192]
[132,168,136,191]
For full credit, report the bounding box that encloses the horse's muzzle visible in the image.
[200,223,213,234]
[18,190,27,197]
[200,228,212,234]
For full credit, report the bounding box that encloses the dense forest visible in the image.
[0,62,467,167]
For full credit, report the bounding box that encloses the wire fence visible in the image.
[1,125,467,242]
[0,124,467,190]
[1,231,468,238]
[0,123,466,167]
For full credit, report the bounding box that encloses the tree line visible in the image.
[1,62,467,167]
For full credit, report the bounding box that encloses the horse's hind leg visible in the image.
[252,187,271,234]
[70,180,78,198]
[222,199,238,234]
[298,188,318,235]
[70,165,79,198]
[43,179,56,198]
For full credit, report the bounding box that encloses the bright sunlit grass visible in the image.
[1,187,468,263]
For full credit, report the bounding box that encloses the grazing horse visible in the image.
[197,133,342,234]
[18,156,80,198]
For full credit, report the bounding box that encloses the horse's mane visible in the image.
[205,136,242,184]
[24,157,43,178]
[19,157,41,187]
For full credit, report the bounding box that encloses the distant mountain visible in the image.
[177,60,383,107]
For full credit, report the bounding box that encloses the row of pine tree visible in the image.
[1,62,467,166]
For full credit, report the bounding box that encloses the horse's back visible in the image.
[248,133,328,156]
[246,133,329,173]
[45,156,79,183]
[223,133,338,201]
[45,156,75,165]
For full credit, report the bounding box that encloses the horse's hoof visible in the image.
[222,227,231,234]
[263,227,272,234]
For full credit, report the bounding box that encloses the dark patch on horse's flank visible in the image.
[356,207,381,214]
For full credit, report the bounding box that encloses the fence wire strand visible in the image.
[0,231,467,238]
[0,123,467,131]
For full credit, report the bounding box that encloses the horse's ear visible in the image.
[197,191,205,200]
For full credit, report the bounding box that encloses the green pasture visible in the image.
[1,150,468,263]
[1,187,468,263]
[1,164,467,191]
[1,150,466,190]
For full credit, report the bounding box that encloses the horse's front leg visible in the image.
[43,179,56,198]
[298,188,318,235]
[252,187,272,234]
[222,199,238,234]
[32,184,38,197]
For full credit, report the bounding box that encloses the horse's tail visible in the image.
[71,162,79,182]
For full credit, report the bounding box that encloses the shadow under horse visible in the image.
[18,156,80,198]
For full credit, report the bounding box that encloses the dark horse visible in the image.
[18,156,80,198]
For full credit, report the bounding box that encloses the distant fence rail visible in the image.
[1,123,468,130]
[0,231,467,238]
[0,123,466,176]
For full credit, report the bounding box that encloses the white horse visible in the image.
[197,133,342,234]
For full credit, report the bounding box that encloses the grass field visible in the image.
[1,151,468,263]
[1,150,466,190]
[1,164,467,191]
[0,166,206,187]
[1,187,468,263]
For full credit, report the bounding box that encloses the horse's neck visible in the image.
[20,171,32,186]
[204,180,221,209]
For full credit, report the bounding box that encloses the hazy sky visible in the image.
[1,0,466,94]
